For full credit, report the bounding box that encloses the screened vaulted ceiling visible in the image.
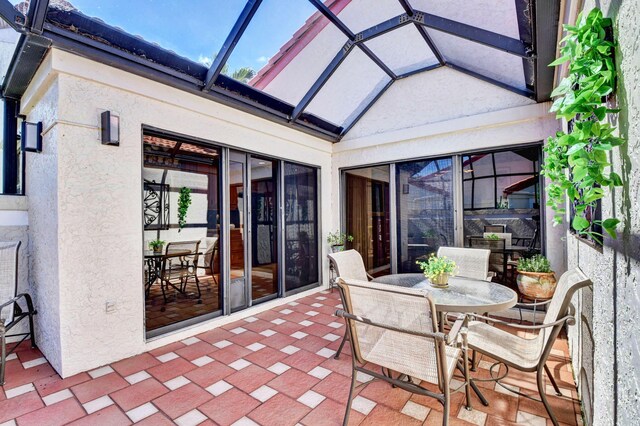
[1,0,560,141]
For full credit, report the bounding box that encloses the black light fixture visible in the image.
[101,111,119,146]
[21,121,43,153]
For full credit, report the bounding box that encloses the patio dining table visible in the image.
[372,273,518,314]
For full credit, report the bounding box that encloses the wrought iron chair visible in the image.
[465,268,592,426]
[1,241,37,385]
[327,249,373,359]
[159,240,201,303]
[336,278,471,426]
[436,247,492,281]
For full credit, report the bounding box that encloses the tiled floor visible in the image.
[1,290,582,425]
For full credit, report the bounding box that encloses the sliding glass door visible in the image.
[396,158,455,273]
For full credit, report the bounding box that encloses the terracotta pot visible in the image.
[153,246,164,254]
[429,273,450,288]
[331,245,345,253]
[517,271,557,299]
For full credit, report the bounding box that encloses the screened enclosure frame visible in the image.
[0,0,561,142]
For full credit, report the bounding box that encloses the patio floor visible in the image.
[1,290,582,426]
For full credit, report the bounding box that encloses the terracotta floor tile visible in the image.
[257,310,282,321]
[15,346,44,364]
[267,368,320,399]
[227,330,264,347]
[153,383,213,419]
[296,335,331,353]
[135,412,176,426]
[304,323,334,337]
[358,379,412,410]
[2,362,57,390]
[16,397,85,426]
[212,344,252,364]
[70,372,128,404]
[199,388,261,425]
[184,361,235,388]
[149,341,186,357]
[67,404,132,426]
[34,372,91,397]
[225,364,276,394]
[147,356,196,382]
[358,404,422,426]
[244,346,288,368]
[464,384,519,422]
[248,393,311,426]
[261,332,298,350]
[319,354,353,377]
[175,341,218,361]
[110,378,169,411]
[0,391,44,423]
[312,371,356,404]
[424,409,476,426]
[283,349,326,373]
[300,397,365,426]
[312,313,340,325]
[242,318,275,333]
[518,390,578,424]
[272,321,305,335]
[111,352,161,376]
[197,327,235,344]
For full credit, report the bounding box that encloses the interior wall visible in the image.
[563,1,640,425]
[20,49,333,377]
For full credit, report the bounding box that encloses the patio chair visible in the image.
[197,237,219,286]
[1,241,37,385]
[159,240,201,303]
[468,237,509,283]
[336,277,471,426]
[327,249,373,359]
[436,247,492,281]
[464,268,592,426]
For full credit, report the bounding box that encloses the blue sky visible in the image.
[69,0,318,72]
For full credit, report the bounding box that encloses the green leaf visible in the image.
[549,54,571,66]
[609,172,623,186]
[602,218,620,239]
[572,215,590,231]
[566,143,587,155]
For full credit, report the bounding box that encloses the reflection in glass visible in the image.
[229,154,246,311]
[396,158,454,273]
[251,158,278,302]
[284,163,319,291]
[344,166,391,276]
[143,134,221,335]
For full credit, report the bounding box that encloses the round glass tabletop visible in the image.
[372,273,517,313]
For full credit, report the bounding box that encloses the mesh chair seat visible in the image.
[363,329,461,385]
[467,321,543,371]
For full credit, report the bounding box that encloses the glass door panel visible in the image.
[250,157,278,303]
[229,152,247,311]
[396,158,455,273]
[344,166,391,277]
[284,163,319,292]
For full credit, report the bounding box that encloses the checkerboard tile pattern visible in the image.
[1,290,582,425]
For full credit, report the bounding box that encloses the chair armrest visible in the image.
[335,309,447,341]
[446,314,468,346]
[468,313,575,330]
[485,273,495,282]
[0,293,37,317]
[366,273,374,281]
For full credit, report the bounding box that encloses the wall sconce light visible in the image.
[101,111,119,146]
[21,121,43,153]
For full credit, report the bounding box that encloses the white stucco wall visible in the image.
[20,49,333,377]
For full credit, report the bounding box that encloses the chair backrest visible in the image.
[327,249,369,281]
[0,241,21,323]
[483,232,512,247]
[437,247,490,281]
[164,240,201,271]
[484,224,506,233]
[542,268,592,333]
[468,237,506,273]
[337,278,446,387]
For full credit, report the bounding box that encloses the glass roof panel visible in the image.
[305,46,390,127]
[336,0,406,34]
[364,25,438,75]
[427,29,526,91]
[47,0,247,65]
[226,0,349,106]
[410,0,524,39]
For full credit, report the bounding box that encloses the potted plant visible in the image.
[149,239,166,254]
[416,254,457,288]
[327,231,354,253]
[485,233,501,241]
[516,255,557,299]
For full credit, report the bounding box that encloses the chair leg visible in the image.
[443,380,450,426]
[544,364,562,396]
[334,330,348,360]
[1,322,6,386]
[342,369,358,426]
[470,349,477,371]
[462,350,472,411]
[28,313,37,349]
[537,367,559,426]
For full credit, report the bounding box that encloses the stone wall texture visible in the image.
[566,1,640,425]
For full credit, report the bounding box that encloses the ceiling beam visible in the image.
[0,0,26,32]
[446,62,535,98]
[413,11,534,58]
[533,0,561,101]
[203,0,262,92]
[27,0,49,34]
[396,0,446,65]
[291,41,355,121]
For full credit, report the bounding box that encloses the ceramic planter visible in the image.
[428,273,450,288]
[517,271,557,299]
[331,245,345,253]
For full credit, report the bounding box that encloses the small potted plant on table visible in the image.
[417,254,457,288]
[149,239,166,254]
[516,254,557,299]
[327,231,354,253]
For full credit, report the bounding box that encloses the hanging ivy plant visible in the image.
[542,8,625,244]
[177,187,192,232]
